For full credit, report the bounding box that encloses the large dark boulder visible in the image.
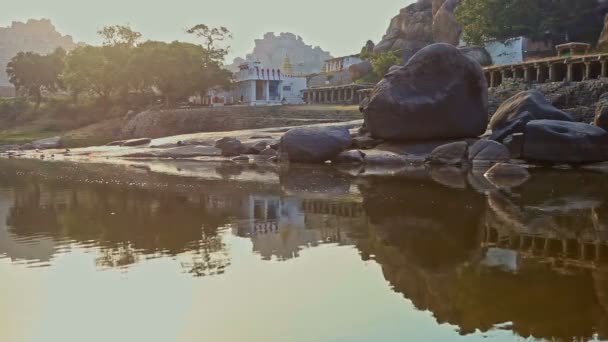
[361,43,488,141]
[281,126,352,163]
[489,90,574,132]
[458,46,492,66]
[523,120,608,163]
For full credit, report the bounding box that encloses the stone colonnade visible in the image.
[304,85,372,105]
[485,54,608,88]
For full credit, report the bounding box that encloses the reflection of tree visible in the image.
[5,177,233,274]
[182,227,230,277]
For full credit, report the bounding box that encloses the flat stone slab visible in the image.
[124,146,222,158]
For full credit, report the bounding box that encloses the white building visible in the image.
[322,55,363,73]
[232,60,307,106]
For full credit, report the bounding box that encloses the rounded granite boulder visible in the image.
[361,43,488,141]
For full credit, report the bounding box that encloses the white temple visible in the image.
[232,57,307,106]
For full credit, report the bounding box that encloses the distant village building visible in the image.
[232,59,307,106]
[483,36,554,65]
[322,55,363,73]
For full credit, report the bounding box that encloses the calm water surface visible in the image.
[0,159,607,342]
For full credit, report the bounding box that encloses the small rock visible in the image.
[427,141,469,165]
[502,133,525,159]
[484,163,531,189]
[121,138,152,147]
[215,137,244,157]
[363,150,409,166]
[281,126,352,163]
[232,155,250,162]
[351,135,383,150]
[333,150,366,164]
[260,148,278,156]
[243,140,269,154]
[32,136,62,149]
[468,140,510,165]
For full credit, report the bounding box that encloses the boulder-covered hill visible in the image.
[227,32,332,74]
[373,0,462,62]
[0,19,81,86]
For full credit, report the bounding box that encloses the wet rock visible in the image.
[333,150,366,164]
[351,135,383,150]
[594,93,608,130]
[32,136,62,149]
[126,145,222,158]
[489,90,574,132]
[243,140,269,154]
[215,137,244,157]
[427,141,469,165]
[468,140,510,165]
[363,150,410,166]
[121,138,152,147]
[260,147,278,157]
[523,120,608,163]
[106,140,126,146]
[581,161,608,173]
[362,43,488,141]
[502,133,525,159]
[484,163,531,189]
[232,155,251,162]
[281,126,352,163]
[490,110,533,143]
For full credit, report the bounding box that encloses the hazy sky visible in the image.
[2,0,413,62]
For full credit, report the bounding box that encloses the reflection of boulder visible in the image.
[353,172,608,339]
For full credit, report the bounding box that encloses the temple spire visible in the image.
[281,54,294,75]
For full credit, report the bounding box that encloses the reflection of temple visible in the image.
[232,196,365,260]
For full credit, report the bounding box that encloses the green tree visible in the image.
[186,24,232,65]
[130,41,207,107]
[98,24,142,47]
[62,45,130,106]
[370,51,402,79]
[455,0,601,45]
[5,48,65,108]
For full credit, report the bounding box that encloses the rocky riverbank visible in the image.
[4,43,608,191]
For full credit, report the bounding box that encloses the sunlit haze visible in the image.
[1,0,413,61]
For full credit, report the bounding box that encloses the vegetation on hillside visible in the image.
[356,50,402,84]
[455,0,603,45]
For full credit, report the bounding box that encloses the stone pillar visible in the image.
[535,65,542,83]
[566,63,573,82]
[602,60,607,78]
[501,69,507,81]
[523,67,531,82]
[348,87,354,102]
[490,72,496,88]
[585,62,591,80]
[330,89,335,103]
[549,64,556,82]
[511,67,518,79]
[265,81,270,102]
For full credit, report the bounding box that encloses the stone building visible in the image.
[232,60,307,106]
[321,55,363,73]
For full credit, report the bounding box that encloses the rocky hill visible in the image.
[373,0,462,62]
[228,32,332,74]
[0,19,80,86]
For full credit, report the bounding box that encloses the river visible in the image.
[0,158,606,342]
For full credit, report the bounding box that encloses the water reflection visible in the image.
[0,159,607,341]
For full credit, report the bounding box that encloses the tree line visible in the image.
[5,24,233,109]
[455,0,604,46]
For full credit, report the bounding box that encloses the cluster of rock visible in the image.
[226,32,331,74]
[374,0,460,60]
[488,77,608,122]
[278,43,608,188]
